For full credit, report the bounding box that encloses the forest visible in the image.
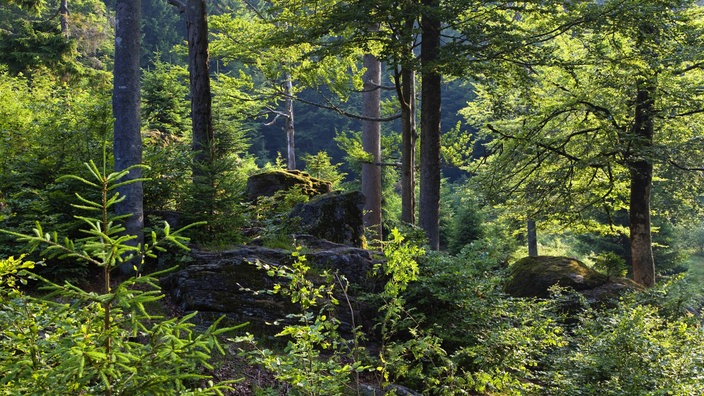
[2,0,704,394]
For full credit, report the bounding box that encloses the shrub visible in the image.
[0,160,241,395]
[235,248,372,395]
[545,288,704,395]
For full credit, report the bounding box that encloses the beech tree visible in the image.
[464,0,704,286]
[362,51,383,240]
[113,0,143,273]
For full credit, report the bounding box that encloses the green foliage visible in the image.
[442,182,486,254]
[592,251,628,278]
[142,131,192,213]
[236,248,372,395]
[0,160,241,394]
[246,186,309,249]
[385,231,565,395]
[0,0,112,82]
[0,71,112,281]
[0,254,35,289]
[377,229,704,395]
[546,286,704,395]
[181,124,258,248]
[301,151,347,189]
[142,60,190,136]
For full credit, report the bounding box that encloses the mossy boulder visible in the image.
[505,256,609,298]
[505,256,644,302]
[246,169,332,201]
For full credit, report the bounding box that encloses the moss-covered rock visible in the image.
[505,256,644,303]
[505,256,609,298]
[246,169,332,201]
[289,191,366,248]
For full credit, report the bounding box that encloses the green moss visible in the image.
[506,256,608,297]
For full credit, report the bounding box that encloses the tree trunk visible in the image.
[187,0,214,184]
[113,0,143,274]
[400,65,417,225]
[284,73,296,170]
[628,81,656,287]
[59,0,69,39]
[362,52,383,241]
[527,219,538,257]
[420,0,442,250]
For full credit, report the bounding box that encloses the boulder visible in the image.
[160,241,383,333]
[246,169,332,201]
[505,256,642,300]
[289,191,366,248]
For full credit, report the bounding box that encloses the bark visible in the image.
[419,0,442,250]
[186,0,214,182]
[113,0,143,274]
[400,65,417,225]
[527,219,538,257]
[628,81,656,287]
[284,73,296,170]
[59,0,69,39]
[362,52,383,241]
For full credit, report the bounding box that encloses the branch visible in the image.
[668,160,704,172]
[166,0,185,13]
[486,123,582,162]
[291,92,401,122]
[662,108,704,119]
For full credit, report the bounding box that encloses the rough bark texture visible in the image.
[527,219,538,257]
[419,0,442,250]
[362,52,383,241]
[400,66,417,225]
[628,82,656,287]
[59,0,69,39]
[113,0,143,274]
[186,0,213,180]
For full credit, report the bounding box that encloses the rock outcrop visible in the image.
[289,191,366,248]
[505,256,643,301]
[160,239,383,333]
[246,169,332,201]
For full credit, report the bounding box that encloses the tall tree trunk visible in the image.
[628,81,656,287]
[362,52,383,241]
[419,0,442,250]
[186,0,215,216]
[284,73,296,170]
[527,219,538,257]
[113,0,143,274]
[400,65,417,225]
[59,0,69,39]
[187,0,213,182]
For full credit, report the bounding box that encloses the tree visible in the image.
[0,0,112,81]
[112,0,143,274]
[464,0,704,286]
[399,60,417,225]
[362,51,383,240]
[168,0,217,221]
[419,0,442,249]
[209,1,364,169]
